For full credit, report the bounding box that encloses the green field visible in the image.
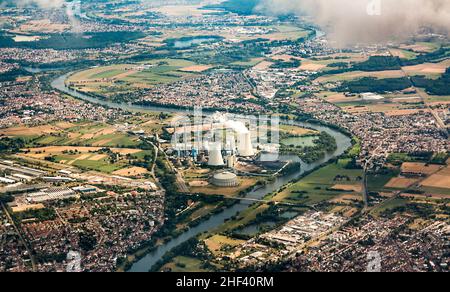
[367,172,399,193]
[370,197,409,217]
[67,58,205,96]
[231,57,264,67]
[272,159,364,205]
[161,256,210,272]
[32,122,141,148]
[53,154,125,173]
[211,204,271,234]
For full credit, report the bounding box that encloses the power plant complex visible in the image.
[171,112,260,167]
[168,112,279,188]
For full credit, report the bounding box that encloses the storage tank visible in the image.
[211,171,239,187]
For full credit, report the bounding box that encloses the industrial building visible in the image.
[211,171,239,187]
[27,187,77,203]
[0,162,46,177]
[0,177,16,184]
[72,185,98,194]
[208,142,225,167]
[238,132,255,157]
[42,176,75,183]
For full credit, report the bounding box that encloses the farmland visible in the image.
[67,59,207,98]
[271,159,364,205]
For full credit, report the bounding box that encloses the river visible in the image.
[50,72,351,272]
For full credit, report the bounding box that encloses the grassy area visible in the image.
[370,197,409,217]
[347,138,362,158]
[272,160,364,205]
[72,159,123,173]
[231,57,264,67]
[367,171,399,193]
[212,204,270,234]
[204,235,245,256]
[279,125,318,136]
[28,121,155,148]
[420,187,450,196]
[53,154,126,173]
[67,58,204,95]
[390,48,418,60]
[161,256,210,272]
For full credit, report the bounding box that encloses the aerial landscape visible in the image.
[0,0,449,276]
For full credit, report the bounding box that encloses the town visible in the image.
[0,0,449,273]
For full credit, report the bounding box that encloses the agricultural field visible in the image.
[67,59,207,96]
[384,177,419,189]
[279,125,318,136]
[231,57,265,67]
[204,235,246,256]
[371,159,450,198]
[272,159,364,205]
[30,123,140,148]
[370,197,410,217]
[389,48,419,60]
[18,146,151,175]
[262,25,311,41]
[2,116,166,149]
[421,166,450,190]
[1,117,164,176]
[398,42,442,53]
[0,122,75,140]
[150,4,218,17]
[402,59,450,80]
[160,256,210,272]
[315,70,406,83]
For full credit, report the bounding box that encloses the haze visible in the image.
[258,0,450,46]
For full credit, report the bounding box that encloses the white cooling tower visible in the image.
[208,143,225,167]
[238,132,254,157]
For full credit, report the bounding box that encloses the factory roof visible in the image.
[214,171,237,180]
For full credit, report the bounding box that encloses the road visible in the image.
[156,143,190,193]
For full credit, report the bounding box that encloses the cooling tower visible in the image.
[238,132,254,157]
[208,143,225,167]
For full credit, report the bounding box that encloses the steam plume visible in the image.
[16,0,65,9]
[257,0,450,45]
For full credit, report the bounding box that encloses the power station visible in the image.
[168,112,281,188]
[238,132,254,157]
[208,142,225,167]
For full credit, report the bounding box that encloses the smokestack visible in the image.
[208,142,225,167]
[238,133,254,157]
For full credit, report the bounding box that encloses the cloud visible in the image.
[14,0,83,33]
[257,0,450,46]
[16,0,66,9]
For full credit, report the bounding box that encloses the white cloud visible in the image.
[257,0,450,45]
